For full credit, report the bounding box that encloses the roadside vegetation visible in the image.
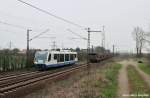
[99,63,122,98]
[138,63,150,75]
[127,65,150,98]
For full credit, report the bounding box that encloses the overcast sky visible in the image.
[0,0,150,53]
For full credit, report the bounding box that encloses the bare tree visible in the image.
[132,27,145,56]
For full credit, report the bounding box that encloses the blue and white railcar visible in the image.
[34,50,78,70]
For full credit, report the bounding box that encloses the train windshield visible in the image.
[35,51,48,61]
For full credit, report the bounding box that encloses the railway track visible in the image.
[0,62,85,79]
[0,70,37,79]
[0,71,39,81]
[0,64,87,98]
[0,64,82,88]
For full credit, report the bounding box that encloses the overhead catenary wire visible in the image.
[38,37,56,39]
[17,0,85,29]
[67,29,87,40]
[68,37,84,40]
[29,29,50,41]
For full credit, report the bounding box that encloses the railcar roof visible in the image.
[50,51,77,54]
[36,50,77,54]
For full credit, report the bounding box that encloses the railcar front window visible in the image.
[35,52,48,61]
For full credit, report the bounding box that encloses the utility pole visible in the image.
[92,45,94,53]
[87,28,90,60]
[113,45,115,55]
[87,28,102,64]
[26,29,32,68]
[9,41,12,50]
[102,26,105,50]
[115,47,117,55]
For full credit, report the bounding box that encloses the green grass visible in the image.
[127,65,150,98]
[138,63,150,75]
[99,63,122,98]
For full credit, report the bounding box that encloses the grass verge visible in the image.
[138,63,150,75]
[127,65,150,98]
[99,63,122,98]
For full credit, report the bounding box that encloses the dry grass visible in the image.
[46,70,103,98]
[24,59,120,98]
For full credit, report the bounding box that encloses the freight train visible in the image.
[88,53,112,63]
[34,50,78,70]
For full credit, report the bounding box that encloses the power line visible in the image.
[0,29,20,33]
[0,20,27,30]
[0,20,44,32]
[0,10,49,27]
[17,0,85,29]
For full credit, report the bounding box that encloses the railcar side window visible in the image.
[54,54,57,60]
[73,54,76,59]
[65,54,69,61]
[70,54,73,60]
[57,54,60,62]
[60,54,64,62]
[48,54,51,61]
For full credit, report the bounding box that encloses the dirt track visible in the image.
[117,59,150,98]
[118,60,130,98]
[130,59,150,87]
